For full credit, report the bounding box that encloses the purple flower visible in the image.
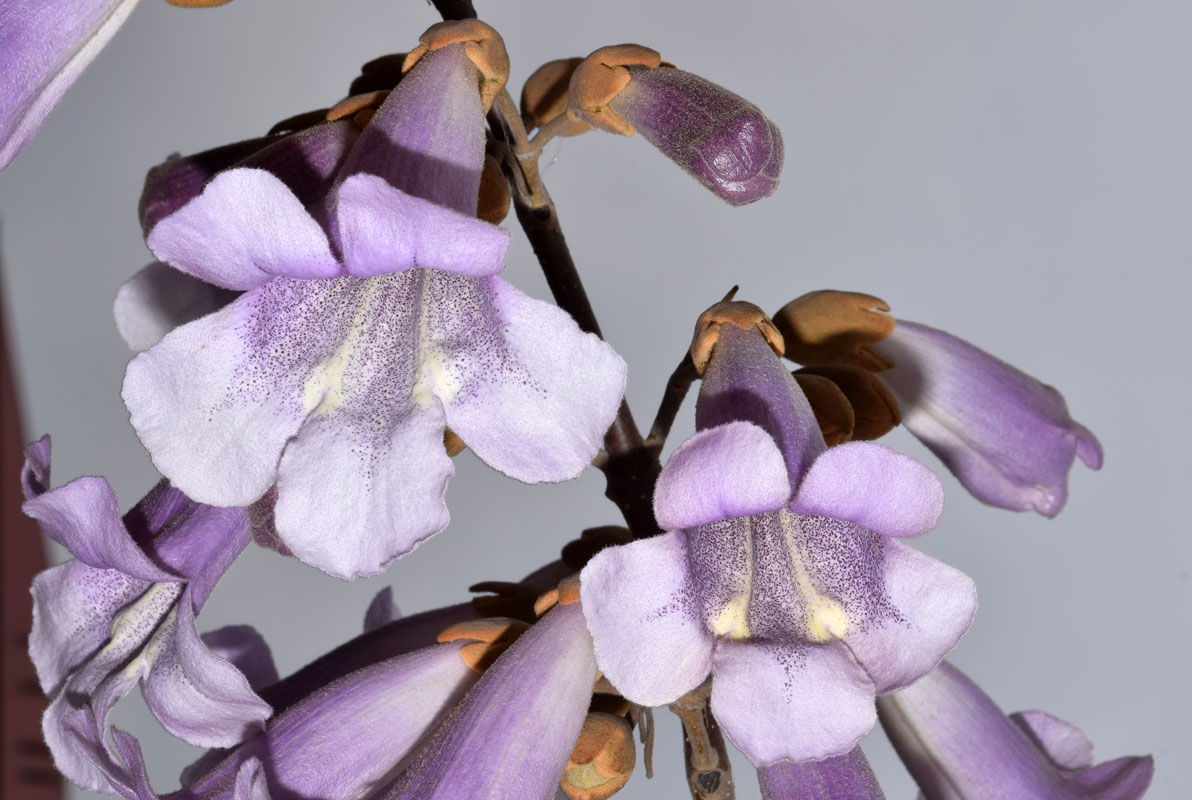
[390,600,597,799]
[581,323,976,766]
[91,639,483,800]
[877,661,1153,799]
[20,436,269,794]
[121,40,626,579]
[0,0,139,172]
[872,320,1103,517]
[757,747,886,800]
[567,45,783,205]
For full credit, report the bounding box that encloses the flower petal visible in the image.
[440,276,626,483]
[20,434,51,498]
[336,173,509,277]
[698,324,826,491]
[874,320,1103,517]
[338,43,485,213]
[710,639,877,766]
[272,391,452,579]
[792,441,944,538]
[877,661,1154,800]
[757,747,886,800]
[580,531,715,706]
[0,0,140,172]
[390,603,597,800]
[655,421,790,530]
[1011,710,1096,771]
[840,539,976,693]
[21,472,176,581]
[363,586,401,632]
[186,643,478,800]
[200,625,279,693]
[141,590,271,748]
[114,262,238,352]
[146,168,341,290]
[123,288,314,507]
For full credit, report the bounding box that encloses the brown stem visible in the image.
[648,353,700,453]
[671,687,736,800]
[428,0,476,21]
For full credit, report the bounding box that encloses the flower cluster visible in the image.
[4,8,1154,800]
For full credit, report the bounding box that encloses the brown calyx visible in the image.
[773,290,895,371]
[443,427,466,457]
[690,300,785,376]
[560,713,637,800]
[477,154,511,223]
[793,373,855,446]
[326,90,390,125]
[566,44,662,136]
[534,574,582,616]
[561,525,632,570]
[796,365,901,440]
[403,20,510,113]
[522,58,590,134]
[437,616,529,673]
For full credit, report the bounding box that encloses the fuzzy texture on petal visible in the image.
[146,168,341,290]
[697,324,826,492]
[114,262,239,352]
[0,0,141,172]
[877,661,1154,800]
[336,173,509,277]
[792,441,944,538]
[757,747,886,800]
[609,65,783,205]
[654,421,791,531]
[181,643,478,800]
[839,540,976,694]
[391,602,597,800]
[581,531,715,707]
[873,320,1103,517]
[711,640,877,765]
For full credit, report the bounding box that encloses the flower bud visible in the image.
[792,371,854,445]
[795,364,901,441]
[560,712,637,800]
[521,57,586,133]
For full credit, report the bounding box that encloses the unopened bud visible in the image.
[774,290,895,371]
[793,373,854,446]
[404,20,510,113]
[560,712,637,800]
[796,365,901,440]
[567,45,663,136]
[534,574,582,616]
[690,300,784,376]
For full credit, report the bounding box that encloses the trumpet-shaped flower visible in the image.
[757,747,886,800]
[872,320,1103,517]
[581,323,976,765]
[877,661,1153,799]
[20,437,269,794]
[391,600,597,799]
[122,40,626,579]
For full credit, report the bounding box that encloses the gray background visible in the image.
[2,1,1188,797]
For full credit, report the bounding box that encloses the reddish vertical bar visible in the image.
[1,282,61,796]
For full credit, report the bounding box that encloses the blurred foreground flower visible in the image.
[582,311,976,765]
[122,26,626,579]
[0,0,231,173]
[878,661,1153,800]
[775,291,1102,516]
[20,437,268,794]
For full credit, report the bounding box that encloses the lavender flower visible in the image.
[757,747,886,800]
[567,45,783,205]
[581,321,976,765]
[872,320,1103,517]
[20,437,269,794]
[877,661,1153,799]
[121,36,626,579]
[390,600,597,799]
